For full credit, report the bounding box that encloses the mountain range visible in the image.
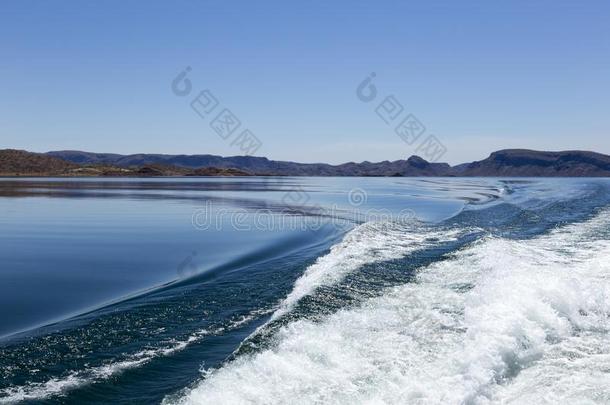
[2,149,610,177]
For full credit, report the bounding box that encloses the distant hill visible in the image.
[0,150,251,177]
[0,149,79,176]
[2,148,610,177]
[45,149,610,177]
[456,149,610,177]
[45,150,454,176]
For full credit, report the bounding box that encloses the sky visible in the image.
[1,0,609,165]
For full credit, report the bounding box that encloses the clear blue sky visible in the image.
[1,0,609,164]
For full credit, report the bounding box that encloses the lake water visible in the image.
[1,177,609,404]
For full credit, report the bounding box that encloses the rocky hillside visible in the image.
[0,150,252,177]
[0,149,79,176]
[45,150,455,176]
[46,149,610,177]
[456,149,610,177]
[4,148,610,177]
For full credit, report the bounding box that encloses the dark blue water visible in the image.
[1,177,609,404]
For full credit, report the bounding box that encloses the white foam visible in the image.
[271,220,468,320]
[170,209,610,405]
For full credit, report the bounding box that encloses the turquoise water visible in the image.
[1,177,609,404]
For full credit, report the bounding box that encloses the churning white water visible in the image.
[168,209,610,405]
[271,220,470,321]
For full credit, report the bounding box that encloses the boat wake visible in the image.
[0,308,273,403]
[168,207,610,404]
[270,220,474,321]
[3,178,610,404]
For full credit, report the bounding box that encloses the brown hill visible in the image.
[0,149,79,176]
[0,149,252,177]
[47,148,610,177]
[187,167,252,176]
[5,148,610,177]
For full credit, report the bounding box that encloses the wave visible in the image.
[0,307,274,404]
[168,208,610,404]
[269,220,473,321]
[0,330,210,404]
